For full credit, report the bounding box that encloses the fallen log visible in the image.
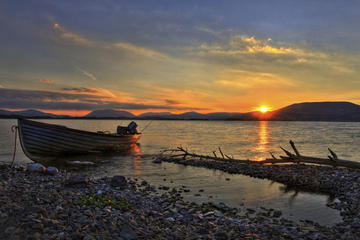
[161,147,253,165]
[262,140,360,170]
[161,141,360,170]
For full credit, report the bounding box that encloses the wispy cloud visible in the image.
[111,42,167,60]
[61,87,100,93]
[53,23,168,60]
[164,99,180,105]
[215,69,295,89]
[76,67,97,81]
[39,79,54,84]
[61,87,117,98]
[197,34,327,62]
[53,23,93,46]
[0,87,204,111]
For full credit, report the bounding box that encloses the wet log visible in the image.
[162,147,253,165]
[262,142,360,169]
[289,140,300,156]
[262,155,360,169]
[162,141,360,170]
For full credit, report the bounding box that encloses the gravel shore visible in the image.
[0,162,357,239]
[163,157,360,239]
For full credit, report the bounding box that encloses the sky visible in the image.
[1,0,360,116]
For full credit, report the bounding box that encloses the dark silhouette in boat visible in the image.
[17,119,141,161]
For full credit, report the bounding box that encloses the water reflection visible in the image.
[279,185,336,207]
[33,143,142,171]
[253,121,269,160]
[131,143,141,175]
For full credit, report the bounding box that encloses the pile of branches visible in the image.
[159,140,360,170]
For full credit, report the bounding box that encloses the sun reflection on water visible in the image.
[130,143,141,175]
[253,121,269,160]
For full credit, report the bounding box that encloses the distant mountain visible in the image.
[205,112,248,120]
[85,109,136,118]
[267,102,360,121]
[0,109,12,116]
[0,109,66,118]
[138,111,207,120]
[138,112,175,119]
[2,102,360,121]
[176,111,206,120]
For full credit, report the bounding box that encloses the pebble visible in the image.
[0,163,357,239]
[65,174,89,186]
[110,175,127,189]
[46,166,59,175]
[153,157,162,164]
[27,163,45,173]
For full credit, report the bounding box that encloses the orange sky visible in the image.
[2,1,360,116]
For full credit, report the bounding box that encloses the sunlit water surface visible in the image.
[2,119,359,225]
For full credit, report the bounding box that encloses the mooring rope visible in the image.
[10,125,18,167]
[140,120,153,133]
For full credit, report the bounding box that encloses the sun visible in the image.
[258,106,269,113]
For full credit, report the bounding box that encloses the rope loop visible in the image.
[10,125,18,167]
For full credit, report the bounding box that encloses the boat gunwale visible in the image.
[21,124,140,144]
[17,118,142,161]
[19,118,142,139]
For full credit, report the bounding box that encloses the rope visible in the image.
[140,120,153,133]
[10,125,18,167]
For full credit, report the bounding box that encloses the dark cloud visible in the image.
[0,88,205,111]
[164,99,180,105]
[61,87,101,93]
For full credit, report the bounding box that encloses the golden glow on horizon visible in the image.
[258,106,270,113]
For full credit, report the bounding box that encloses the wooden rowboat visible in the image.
[17,119,141,161]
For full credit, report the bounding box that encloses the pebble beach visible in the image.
[1,160,360,239]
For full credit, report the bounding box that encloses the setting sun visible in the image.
[258,106,269,113]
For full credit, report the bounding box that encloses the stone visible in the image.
[4,226,16,235]
[65,174,89,186]
[33,232,41,239]
[214,231,228,240]
[152,157,162,163]
[46,166,59,175]
[27,163,46,173]
[273,210,282,218]
[83,235,95,240]
[110,175,127,189]
[119,226,138,240]
[84,209,92,216]
[67,161,94,166]
[166,217,175,222]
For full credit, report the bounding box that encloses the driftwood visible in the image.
[162,146,251,164]
[260,140,360,169]
[162,141,360,170]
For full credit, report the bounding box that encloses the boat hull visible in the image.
[17,119,141,160]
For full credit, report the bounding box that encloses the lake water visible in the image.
[2,119,360,225]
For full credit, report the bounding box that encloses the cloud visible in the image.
[39,79,53,84]
[61,87,101,93]
[53,23,93,46]
[215,69,295,89]
[0,88,204,111]
[76,67,97,81]
[111,42,167,60]
[195,34,332,69]
[61,87,117,98]
[164,99,180,105]
[53,23,168,60]
[195,26,223,38]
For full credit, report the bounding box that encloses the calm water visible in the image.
[2,119,360,225]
